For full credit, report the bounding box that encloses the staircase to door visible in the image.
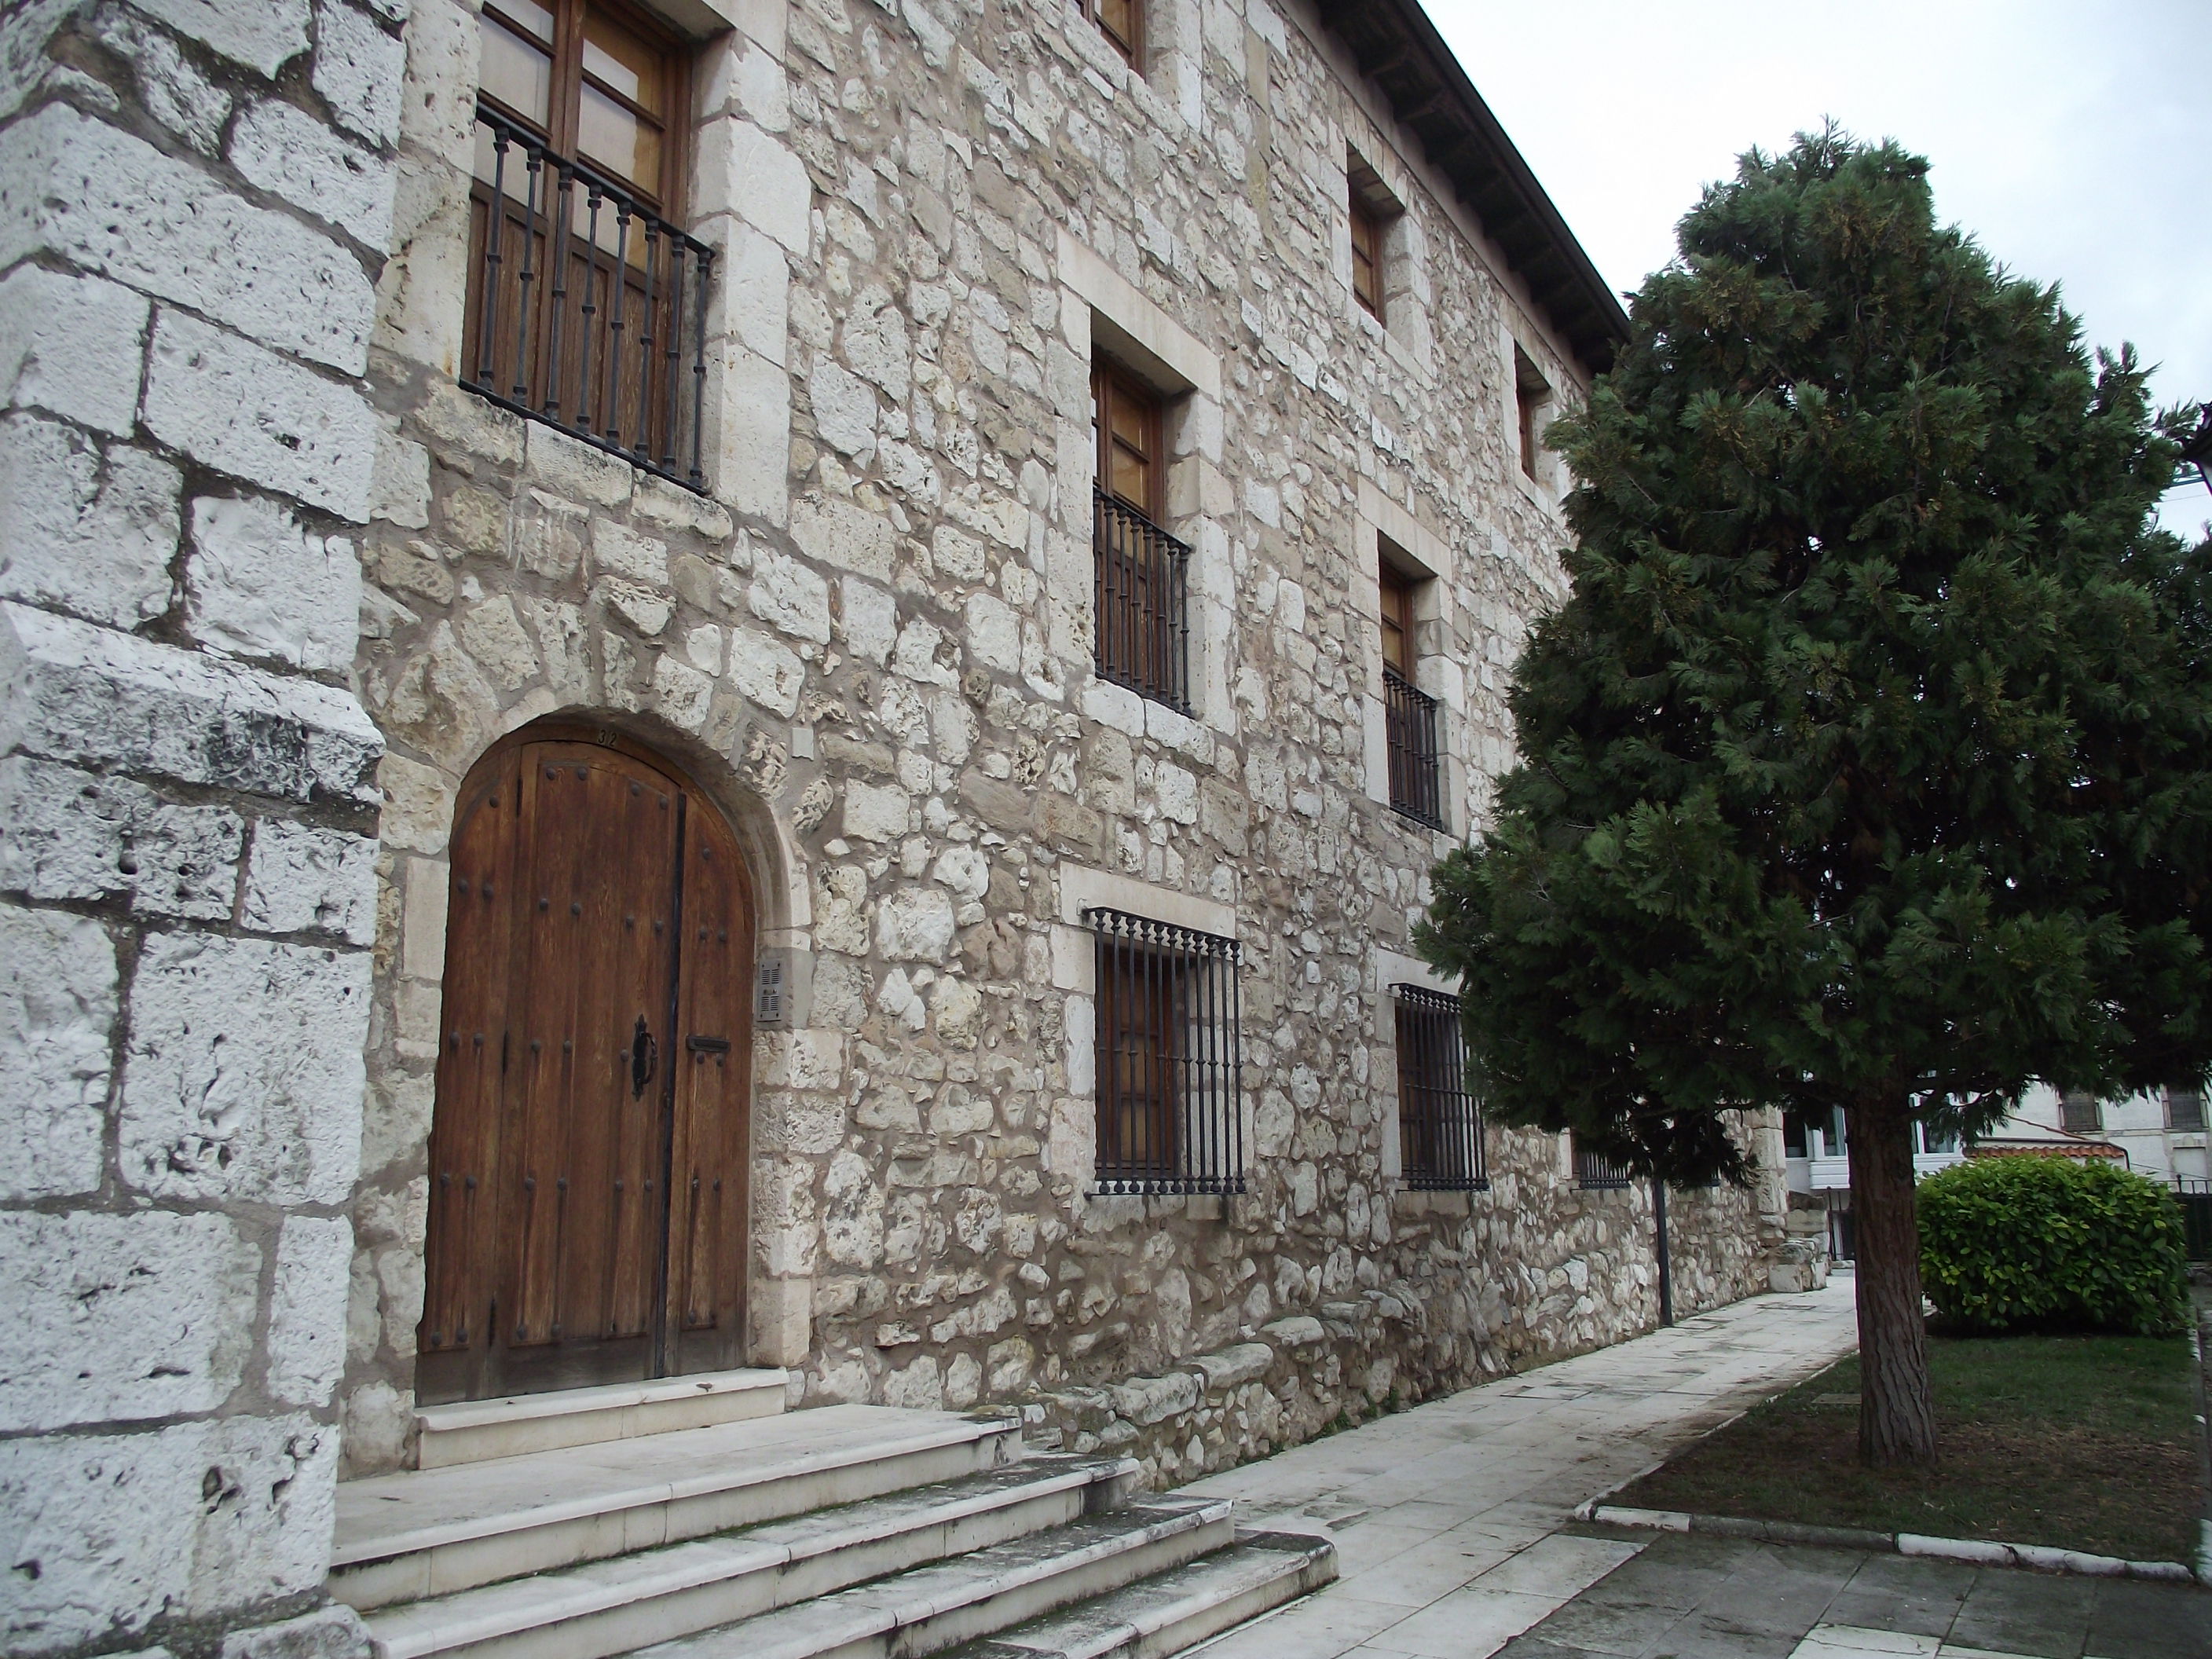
[332,1374,1335,1659]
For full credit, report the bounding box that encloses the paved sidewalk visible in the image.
[1179,1278,1862,1657]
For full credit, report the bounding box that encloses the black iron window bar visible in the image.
[1573,1138,1632,1190]
[463,102,713,494]
[2166,1086,2206,1131]
[1393,984,1487,1192]
[2058,1089,2102,1133]
[1383,666,1444,829]
[1093,486,1192,714]
[1090,906,1243,1196]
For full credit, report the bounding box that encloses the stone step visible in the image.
[363,1455,1140,1659]
[624,1496,1237,1659]
[416,1371,792,1470]
[949,1529,1338,1659]
[335,1405,1025,1612]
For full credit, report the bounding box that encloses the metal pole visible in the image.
[1653,1177,1674,1327]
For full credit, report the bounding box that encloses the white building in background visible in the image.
[2014,1082,2208,1183]
[1782,1080,2206,1261]
[1781,1109,1965,1259]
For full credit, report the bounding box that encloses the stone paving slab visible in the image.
[1490,1531,2211,1659]
[1179,1280,1862,1658]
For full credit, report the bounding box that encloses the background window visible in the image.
[1393,986,1486,1191]
[1346,151,1397,327]
[2059,1089,2102,1133]
[1090,909,1242,1195]
[1378,562,1413,675]
[1350,195,1385,322]
[1514,347,1550,482]
[1072,0,1141,67]
[1572,1135,1632,1190]
[2166,1084,2205,1131]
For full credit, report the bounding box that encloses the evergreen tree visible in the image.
[1417,130,2210,1464]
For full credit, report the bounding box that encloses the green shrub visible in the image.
[1918,1155,2188,1335]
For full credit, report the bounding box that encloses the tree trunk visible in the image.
[1844,1090,1938,1466]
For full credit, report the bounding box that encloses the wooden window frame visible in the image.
[1514,350,1549,483]
[477,0,690,212]
[1350,193,1386,324]
[464,0,712,490]
[1093,359,1163,522]
[1071,0,1142,69]
[1377,560,1414,676]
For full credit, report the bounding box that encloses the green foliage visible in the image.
[1918,1156,2188,1335]
[1416,128,2212,1181]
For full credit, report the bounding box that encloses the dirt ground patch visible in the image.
[1614,1332,2203,1564]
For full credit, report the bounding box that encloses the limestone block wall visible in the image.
[0,3,395,1655]
[342,0,1787,1481]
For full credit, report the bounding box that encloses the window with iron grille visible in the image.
[1393,986,1486,1191]
[464,0,712,493]
[1378,558,1443,828]
[1572,1137,1632,1189]
[2059,1089,2102,1133]
[1093,363,1191,711]
[2166,1084,2206,1132]
[1090,908,1243,1195]
[1382,669,1443,828]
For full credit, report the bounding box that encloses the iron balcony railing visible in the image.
[1090,907,1243,1196]
[1382,666,1444,829]
[463,102,713,493]
[1393,985,1487,1192]
[1573,1139,1633,1190]
[1093,487,1192,713]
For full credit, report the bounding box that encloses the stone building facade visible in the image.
[0,0,1788,1654]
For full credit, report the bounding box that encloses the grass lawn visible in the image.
[1613,1331,2204,1565]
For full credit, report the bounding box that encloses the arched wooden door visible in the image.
[416,731,754,1404]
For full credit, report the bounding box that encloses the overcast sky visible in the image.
[1425,0,2212,537]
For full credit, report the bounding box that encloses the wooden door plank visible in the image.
[598,760,677,1343]
[504,746,595,1346]
[419,753,523,1369]
[668,791,753,1369]
[553,756,625,1344]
